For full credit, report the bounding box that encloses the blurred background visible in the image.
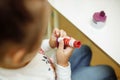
[45,8,120,80]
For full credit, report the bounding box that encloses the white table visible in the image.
[48,0,120,64]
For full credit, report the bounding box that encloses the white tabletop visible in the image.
[48,0,120,64]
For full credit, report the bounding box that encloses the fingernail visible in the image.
[57,32,59,35]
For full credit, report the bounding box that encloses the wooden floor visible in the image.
[54,11,120,79]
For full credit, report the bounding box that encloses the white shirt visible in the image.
[0,39,71,80]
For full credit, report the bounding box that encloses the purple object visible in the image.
[93,11,107,23]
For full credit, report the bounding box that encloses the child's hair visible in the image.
[0,0,37,60]
[0,0,32,43]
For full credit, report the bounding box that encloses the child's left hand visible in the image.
[49,28,59,48]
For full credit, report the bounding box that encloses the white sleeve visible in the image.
[55,62,71,80]
[40,39,53,52]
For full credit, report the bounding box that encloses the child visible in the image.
[0,0,117,80]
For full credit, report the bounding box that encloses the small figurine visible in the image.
[93,11,107,23]
[92,11,107,28]
[56,37,81,48]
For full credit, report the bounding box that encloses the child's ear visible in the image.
[12,49,26,64]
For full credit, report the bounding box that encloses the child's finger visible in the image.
[65,47,74,56]
[53,28,60,37]
[60,30,67,37]
[65,47,74,53]
[58,40,64,51]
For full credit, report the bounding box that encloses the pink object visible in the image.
[57,37,81,48]
[93,11,107,23]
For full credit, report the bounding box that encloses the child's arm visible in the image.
[55,63,71,80]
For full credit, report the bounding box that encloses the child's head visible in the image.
[0,0,50,68]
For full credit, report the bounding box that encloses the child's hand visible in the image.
[49,28,73,67]
[49,28,67,48]
[56,32,74,67]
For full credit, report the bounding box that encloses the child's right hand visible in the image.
[56,30,74,67]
